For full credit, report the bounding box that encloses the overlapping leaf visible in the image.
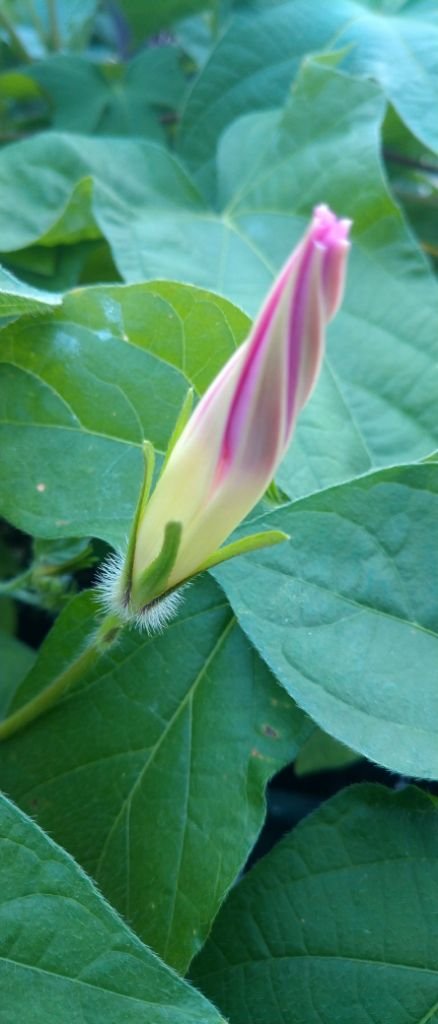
[0,792,225,1023]
[0,576,307,973]
[179,0,438,192]
[0,265,61,318]
[22,47,186,139]
[0,282,247,544]
[214,462,438,777]
[0,132,203,253]
[192,785,438,1024]
[294,726,358,776]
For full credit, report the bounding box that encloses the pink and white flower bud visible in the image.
[131,205,351,602]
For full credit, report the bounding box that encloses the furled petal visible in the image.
[131,205,351,598]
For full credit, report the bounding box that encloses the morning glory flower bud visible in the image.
[101,205,351,631]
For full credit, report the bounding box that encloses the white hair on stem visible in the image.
[133,589,186,634]
[95,551,127,615]
[95,551,186,635]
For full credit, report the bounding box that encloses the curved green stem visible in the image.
[0,612,123,742]
[0,569,33,595]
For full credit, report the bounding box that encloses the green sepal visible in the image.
[265,479,289,504]
[162,387,194,472]
[120,440,155,595]
[130,521,182,610]
[115,392,193,602]
[194,529,289,574]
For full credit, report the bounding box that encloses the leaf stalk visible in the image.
[0,611,123,742]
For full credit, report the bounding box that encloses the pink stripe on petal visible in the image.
[294,274,324,413]
[322,239,351,319]
[220,249,298,465]
[206,208,350,481]
[187,343,245,434]
[243,369,285,472]
[285,238,316,433]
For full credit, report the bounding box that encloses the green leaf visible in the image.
[0,792,225,1024]
[0,264,62,318]
[27,48,186,139]
[191,785,438,1024]
[29,57,119,134]
[175,13,216,68]
[0,281,247,546]
[0,131,202,253]
[61,281,249,393]
[294,726,360,776]
[178,0,438,192]
[213,463,438,778]
[0,576,308,973]
[119,46,188,110]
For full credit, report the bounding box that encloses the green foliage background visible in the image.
[0,1,437,1021]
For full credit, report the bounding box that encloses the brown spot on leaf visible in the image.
[262,723,279,738]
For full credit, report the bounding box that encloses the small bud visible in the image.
[100,205,351,630]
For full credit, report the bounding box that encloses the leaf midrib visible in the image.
[93,614,236,890]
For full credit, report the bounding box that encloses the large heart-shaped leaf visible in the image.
[0,131,203,253]
[0,792,225,1023]
[178,0,438,191]
[0,576,307,973]
[191,784,438,1024]
[0,282,247,546]
[213,462,438,778]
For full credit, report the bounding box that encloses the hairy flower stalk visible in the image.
[102,204,351,631]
